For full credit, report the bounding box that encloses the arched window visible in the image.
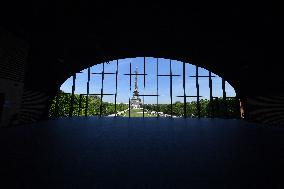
[49,57,240,118]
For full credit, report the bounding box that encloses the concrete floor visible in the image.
[1,117,283,188]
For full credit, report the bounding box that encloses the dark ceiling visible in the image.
[1,2,283,97]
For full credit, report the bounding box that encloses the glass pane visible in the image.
[54,57,238,118]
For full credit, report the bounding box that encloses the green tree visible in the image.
[49,92,240,119]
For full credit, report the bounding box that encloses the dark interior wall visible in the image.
[0,2,283,126]
[0,28,28,127]
[0,93,4,123]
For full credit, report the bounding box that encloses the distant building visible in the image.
[130,67,142,109]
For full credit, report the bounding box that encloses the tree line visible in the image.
[143,98,240,118]
[49,91,240,118]
[49,91,128,117]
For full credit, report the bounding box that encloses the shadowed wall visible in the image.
[0,3,283,126]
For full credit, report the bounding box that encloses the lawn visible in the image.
[121,108,157,117]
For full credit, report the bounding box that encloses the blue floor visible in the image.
[1,117,283,188]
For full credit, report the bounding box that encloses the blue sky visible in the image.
[60,57,236,104]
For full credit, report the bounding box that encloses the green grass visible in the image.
[121,109,156,117]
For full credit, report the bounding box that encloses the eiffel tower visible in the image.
[130,67,142,109]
